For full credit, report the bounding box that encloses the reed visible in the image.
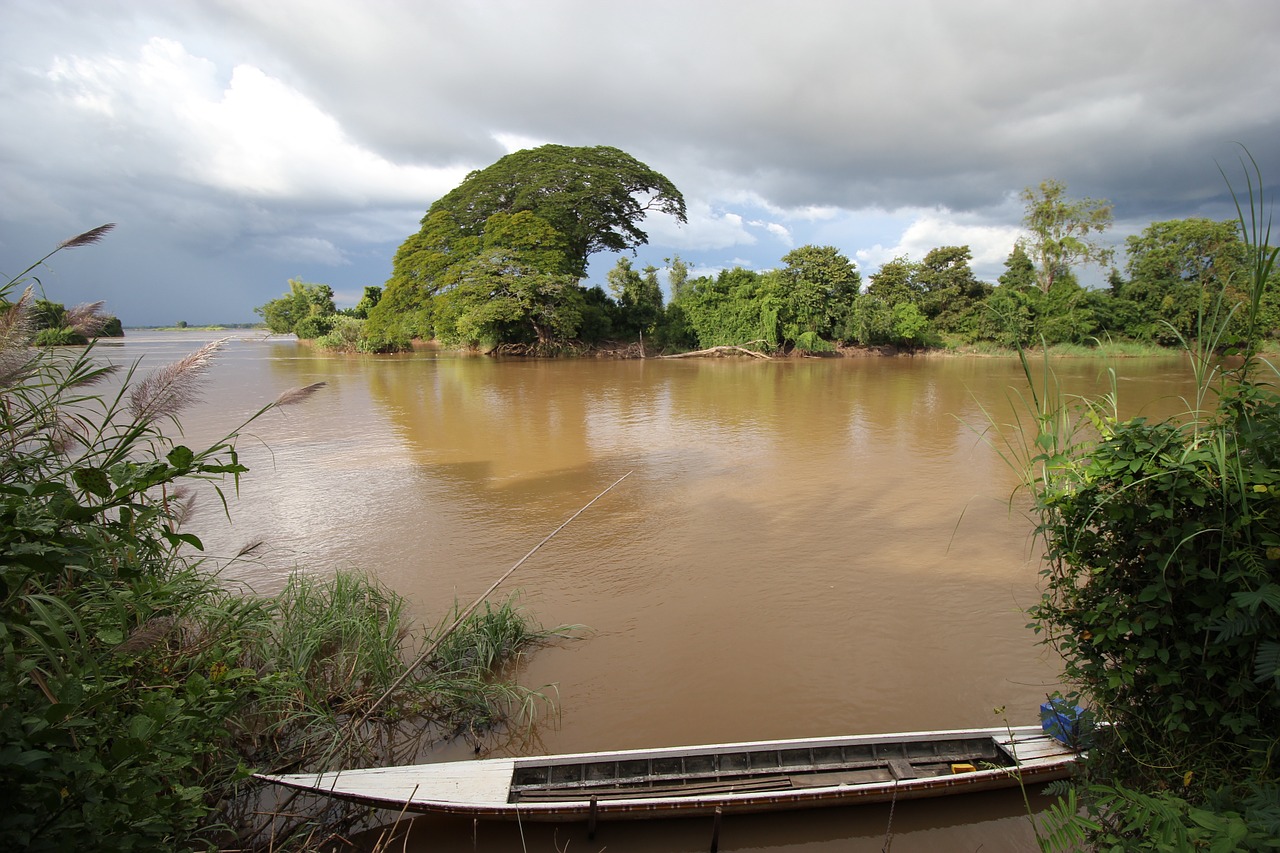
[989,152,1280,850]
[0,231,565,852]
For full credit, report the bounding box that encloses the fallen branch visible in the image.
[660,344,772,360]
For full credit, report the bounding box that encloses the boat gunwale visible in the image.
[502,724,1046,769]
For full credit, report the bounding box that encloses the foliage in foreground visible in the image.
[1007,156,1280,849]
[0,230,561,851]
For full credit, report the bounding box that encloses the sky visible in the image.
[1,0,1278,326]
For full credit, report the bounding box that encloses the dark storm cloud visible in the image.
[212,0,1280,215]
[2,0,1278,323]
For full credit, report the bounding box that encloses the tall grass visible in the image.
[984,153,1280,850]
[1,229,565,852]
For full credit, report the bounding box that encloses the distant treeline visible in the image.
[253,145,1280,355]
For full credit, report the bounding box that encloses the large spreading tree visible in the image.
[369,145,686,351]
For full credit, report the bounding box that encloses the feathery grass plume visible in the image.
[48,409,91,456]
[128,337,226,422]
[0,287,38,387]
[166,484,197,528]
[2,224,119,299]
[235,540,264,559]
[273,381,326,408]
[114,616,177,656]
[57,223,116,250]
[64,301,109,338]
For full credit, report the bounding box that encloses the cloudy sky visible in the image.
[2,0,1278,325]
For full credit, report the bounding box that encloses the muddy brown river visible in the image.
[104,332,1198,851]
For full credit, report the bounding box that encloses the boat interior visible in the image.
[510,736,1012,802]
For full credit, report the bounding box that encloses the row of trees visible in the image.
[256,145,1278,354]
[664,211,1276,353]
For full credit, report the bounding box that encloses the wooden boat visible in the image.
[255,724,1078,821]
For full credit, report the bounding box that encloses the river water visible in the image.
[101,332,1198,851]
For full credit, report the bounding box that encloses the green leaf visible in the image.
[166,445,194,468]
[72,467,112,499]
[161,530,204,551]
[95,627,124,646]
[127,715,157,741]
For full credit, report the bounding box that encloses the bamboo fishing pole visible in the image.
[355,470,634,728]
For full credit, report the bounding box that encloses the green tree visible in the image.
[1120,218,1252,343]
[915,245,990,337]
[890,301,929,347]
[359,278,433,352]
[1034,269,1098,345]
[678,267,780,350]
[866,256,922,307]
[433,249,582,350]
[777,245,860,345]
[607,257,663,338]
[255,278,336,337]
[842,293,894,345]
[666,255,690,300]
[376,145,685,352]
[576,285,616,344]
[977,245,1039,347]
[349,286,382,319]
[399,144,685,282]
[1020,178,1115,294]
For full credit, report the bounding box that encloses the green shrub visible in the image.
[293,313,336,340]
[314,315,364,351]
[1,228,562,851]
[32,326,87,346]
[1011,155,1280,849]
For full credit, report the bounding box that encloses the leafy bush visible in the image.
[1,228,562,851]
[293,313,336,340]
[32,325,87,346]
[314,315,364,351]
[1012,155,1280,848]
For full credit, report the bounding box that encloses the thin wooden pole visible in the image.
[710,805,723,853]
[355,471,634,728]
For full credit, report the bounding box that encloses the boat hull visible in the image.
[257,725,1077,821]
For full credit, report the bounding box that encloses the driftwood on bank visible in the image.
[659,344,772,360]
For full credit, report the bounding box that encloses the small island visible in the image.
[254,144,1279,359]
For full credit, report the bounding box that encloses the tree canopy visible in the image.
[359,161,1273,356]
[392,144,686,284]
[255,278,337,338]
[371,145,686,351]
[1019,178,1115,294]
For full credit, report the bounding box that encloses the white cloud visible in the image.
[643,201,756,251]
[44,37,468,205]
[256,235,347,266]
[492,131,553,154]
[3,0,1278,324]
[855,209,1023,281]
[748,220,793,247]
